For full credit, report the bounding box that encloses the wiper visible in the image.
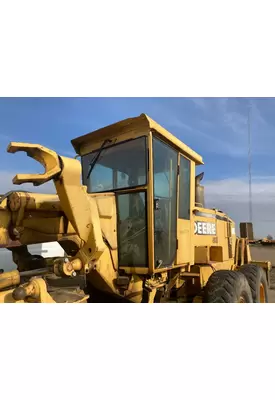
[86,139,112,179]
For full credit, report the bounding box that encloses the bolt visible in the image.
[71,271,77,277]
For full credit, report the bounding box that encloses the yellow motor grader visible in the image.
[0,114,271,303]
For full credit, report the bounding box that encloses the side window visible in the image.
[116,171,129,189]
[153,138,178,266]
[179,155,191,220]
[91,164,113,192]
[82,136,147,193]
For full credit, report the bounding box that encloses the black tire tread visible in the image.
[203,270,253,303]
[239,264,268,303]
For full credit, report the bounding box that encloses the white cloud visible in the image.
[205,176,275,238]
[188,98,274,157]
[205,176,275,204]
[151,100,245,157]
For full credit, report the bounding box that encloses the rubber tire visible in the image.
[239,264,269,303]
[203,270,253,303]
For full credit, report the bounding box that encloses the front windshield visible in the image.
[82,136,147,193]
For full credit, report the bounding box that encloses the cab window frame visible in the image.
[81,136,148,194]
[178,154,191,220]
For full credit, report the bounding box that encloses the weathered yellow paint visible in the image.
[8,142,62,185]
[0,270,20,290]
[72,114,203,165]
[0,114,270,303]
[177,219,191,264]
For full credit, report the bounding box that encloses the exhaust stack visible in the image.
[195,172,205,208]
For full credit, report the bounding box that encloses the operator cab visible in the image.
[71,114,203,274]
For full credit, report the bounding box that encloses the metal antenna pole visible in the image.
[248,102,253,223]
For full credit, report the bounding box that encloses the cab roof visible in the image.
[71,113,204,165]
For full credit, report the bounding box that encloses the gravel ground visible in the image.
[250,245,275,302]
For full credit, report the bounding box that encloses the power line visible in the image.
[248,102,253,223]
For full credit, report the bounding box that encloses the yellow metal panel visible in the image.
[79,131,146,156]
[176,219,191,263]
[72,114,204,165]
[210,246,223,262]
[95,196,117,250]
[87,248,121,296]
[195,247,209,263]
[120,267,149,275]
[95,196,114,218]
[189,160,195,266]
[200,266,214,287]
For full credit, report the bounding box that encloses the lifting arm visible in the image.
[7,142,106,275]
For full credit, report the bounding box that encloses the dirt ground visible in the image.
[250,245,275,302]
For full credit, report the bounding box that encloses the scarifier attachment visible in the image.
[7,142,62,186]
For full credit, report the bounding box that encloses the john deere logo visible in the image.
[194,221,216,235]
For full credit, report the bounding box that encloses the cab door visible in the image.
[153,137,178,268]
[176,154,191,264]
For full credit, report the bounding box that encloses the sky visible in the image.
[1,97,275,238]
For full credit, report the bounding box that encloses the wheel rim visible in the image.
[260,283,266,303]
